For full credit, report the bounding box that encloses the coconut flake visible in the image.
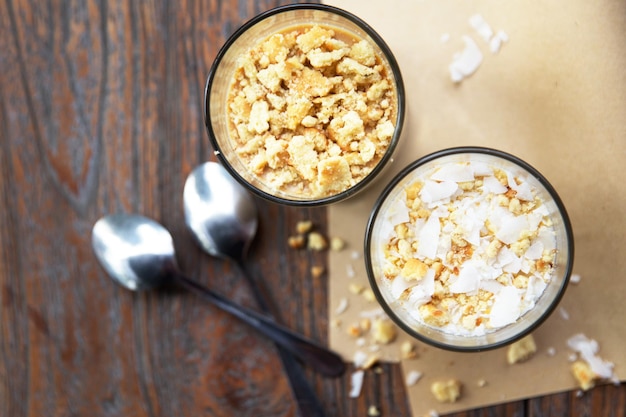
[449,36,483,83]
[416,213,442,259]
[489,286,522,327]
[407,269,436,306]
[506,172,534,201]
[390,275,416,299]
[420,180,459,204]
[387,200,410,225]
[497,246,523,274]
[431,163,475,183]
[469,14,494,43]
[335,297,349,315]
[525,241,544,260]
[482,175,507,195]
[559,307,570,321]
[490,30,509,53]
[570,273,581,284]
[450,260,481,293]
[346,264,355,278]
[405,370,423,386]
[359,308,386,319]
[567,334,617,381]
[353,351,368,368]
[547,347,557,356]
[493,211,529,244]
[349,370,365,398]
[525,275,547,303]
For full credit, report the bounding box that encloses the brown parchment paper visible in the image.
[325,0,626,415]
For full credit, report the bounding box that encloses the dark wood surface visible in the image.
[1,1,624,416]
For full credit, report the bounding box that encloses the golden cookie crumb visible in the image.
[330,236,346,251]
[311,265,325,278]
[372,318,397,344]
[296,220,313,234]
[287,235,306,249]
[401,258,429,281]
[347,323,362,338]
[349,283,365,295]
[400,341,418,359]
[307,232,328,250]
[430,379,462,403]
[360,318,372,332]
[571,360,596,391]
[507,334,537,364]
[362,288,376,303]
[367,405,380,417]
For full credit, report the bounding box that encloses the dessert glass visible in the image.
[204,4,405,206]
[365,147,574,351]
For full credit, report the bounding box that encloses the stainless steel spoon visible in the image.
[183,162,345,416]
[91,213,344,374]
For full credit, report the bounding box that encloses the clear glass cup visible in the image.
[204,4,405,206]
[365,147,574,351]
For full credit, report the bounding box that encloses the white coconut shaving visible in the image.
[570,273,581,284]
[567,333,618,383]
[346,263,355,278]
[469,14,494,43]
[405,370,423,386]
[449,35,483,83]
[353,351,368,369]
[547,347,557,356]
[349,370,365,398]
[335,297,349,315]
[559,306,570,321]
[359,308,387,319]
[490,30,509,53]
[468,14,508,54]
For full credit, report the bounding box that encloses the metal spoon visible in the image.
[91,213,344,374]
[183,162,345,416]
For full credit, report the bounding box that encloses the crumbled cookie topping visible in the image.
[226,24,398,198]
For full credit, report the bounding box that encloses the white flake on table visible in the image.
[349,370,365,398]
[449,35,483,83]
[405,370,423,386]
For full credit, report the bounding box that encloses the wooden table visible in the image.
[1,1,623,416]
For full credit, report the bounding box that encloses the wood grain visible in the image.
[0,1,623,416]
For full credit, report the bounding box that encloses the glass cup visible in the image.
[365,147,574,351]
[204,4,405,206]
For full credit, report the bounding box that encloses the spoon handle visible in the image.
[236,261,332,417]
[173,272,346,378]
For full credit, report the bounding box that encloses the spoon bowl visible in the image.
[184,161,257,260]
[92,214,176,291]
